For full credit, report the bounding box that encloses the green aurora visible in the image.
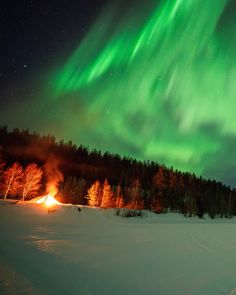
[53,0,236,184]
[2,0,236,186]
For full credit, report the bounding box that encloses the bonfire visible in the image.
[33,183,62,207]
[33,163,64,207]
[35,194,61,207]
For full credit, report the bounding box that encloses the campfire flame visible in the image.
[36,159,64,207]
[35,194,61,207]
[44,159,63,198]
[47,184,58,198]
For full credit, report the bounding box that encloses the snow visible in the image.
[1,200,236,295]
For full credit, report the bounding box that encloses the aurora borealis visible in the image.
[1,0,236,186]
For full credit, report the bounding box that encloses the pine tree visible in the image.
[101,179,115,208]
[183,175,197,217]
[115,185,124,208]
[0,153,5,181]
[127,179,143,210]
[3,162,23,199]
[116,196,125,208]
[21,163,43,201]
[151,168,167,212]
[61,176,77,203]
[77,178,87,204]
[87,180,102,207]
[154,167,168,190]
[61,177,87,204]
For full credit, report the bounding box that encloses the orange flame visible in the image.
[36,194,61,207]
[44,159,63,198]
[47,184,58,198]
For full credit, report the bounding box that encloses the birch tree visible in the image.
[3,162,23,199]
[21,163,43,201]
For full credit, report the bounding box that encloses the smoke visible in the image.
[44,157,64,197]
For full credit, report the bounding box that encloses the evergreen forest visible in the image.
[0,125,235,218]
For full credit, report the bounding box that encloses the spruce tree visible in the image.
[101,179,115,208]
[87,180,102,207]
[127,179,143,210]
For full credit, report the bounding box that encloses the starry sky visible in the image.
[1,0,236,187]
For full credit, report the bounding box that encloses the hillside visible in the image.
[0,125,236,218]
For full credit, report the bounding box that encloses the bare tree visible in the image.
[21,163,43,201]
[3,162,23,199]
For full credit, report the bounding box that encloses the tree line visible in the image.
[0,125,236,218]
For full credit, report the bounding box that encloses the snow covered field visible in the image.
[1,201,236,295]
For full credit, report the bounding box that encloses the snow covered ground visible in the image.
[1,200,236,295]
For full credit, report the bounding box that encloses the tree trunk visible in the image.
[4,176,14,200]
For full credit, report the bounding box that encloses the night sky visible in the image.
[1,0,236,187]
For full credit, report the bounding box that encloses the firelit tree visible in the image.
[21,163,43,201]
[3,162,23,199]
[87,180,102,207]
[127,179,143,210]
[150,168,168,213]
[101,179,115,208]
[115,185,124,208]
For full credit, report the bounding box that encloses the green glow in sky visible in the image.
[53,0,236,184]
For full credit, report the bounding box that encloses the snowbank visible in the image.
[0,200,236,295]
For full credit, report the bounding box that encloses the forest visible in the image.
[0,125,235,218]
